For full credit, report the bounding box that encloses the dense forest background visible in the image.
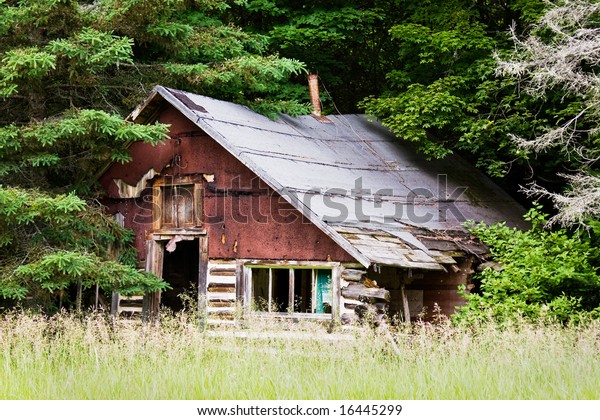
[1,0,599,322]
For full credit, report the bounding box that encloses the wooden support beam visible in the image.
[150,290,161,323]
[235,261,243,302]
[194,183,203,227]
[268,268,273,312]
[400,284,411,324]
[198,235,209,327]
[341,283,390,302]
[75,279,83,313]
[331,264,341,322]
[244,265,252,311]
[94,283,100,312]
[340,268,366,281]
[152,186,162,230]
[288,268,295,313]
[235,260,251,318]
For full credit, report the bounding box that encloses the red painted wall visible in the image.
[100,105,354,263]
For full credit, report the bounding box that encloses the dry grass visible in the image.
[0,311,599,399]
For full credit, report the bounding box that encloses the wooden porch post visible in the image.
[198,235,209,328]
[400,270,411,324]
[331,264,342,324]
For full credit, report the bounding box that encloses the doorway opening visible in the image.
[161,239,199,312]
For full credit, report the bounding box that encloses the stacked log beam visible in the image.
[340,268,390,325]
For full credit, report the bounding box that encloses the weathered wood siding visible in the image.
[100,104,354,265]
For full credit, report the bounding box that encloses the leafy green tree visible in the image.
[360,0,552,179]
[231,0,400,113]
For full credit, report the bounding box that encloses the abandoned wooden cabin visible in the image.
[99,85,526,323]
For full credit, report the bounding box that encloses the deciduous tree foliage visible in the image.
[360,0,553,178]
[496,0,600,226]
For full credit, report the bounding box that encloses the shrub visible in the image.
[453,206,600,325]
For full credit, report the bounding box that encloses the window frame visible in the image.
[242,261,340,319]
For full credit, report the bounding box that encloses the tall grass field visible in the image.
[0,311,599,399]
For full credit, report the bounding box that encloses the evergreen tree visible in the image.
[0,0,307,310]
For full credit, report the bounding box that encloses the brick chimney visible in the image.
[308,74,321,116]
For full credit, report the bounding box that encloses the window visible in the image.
[251,267,332,314]
[152,176,202,229]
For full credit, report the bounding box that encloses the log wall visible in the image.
[205,259,237,321]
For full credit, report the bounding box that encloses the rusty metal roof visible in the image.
[128,86,528,269]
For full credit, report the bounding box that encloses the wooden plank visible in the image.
[288,268,294,312]
[198,235,209,326]
[208,286,236,293]
[207,292,236,301]
[152,186,161,230]
[340,262,364,269]
[209,267,237,276]
[75,279,83,312]
[153,241,164,322]
[119,306,143,313]
[374,235,403,244]
[176,185,195,227]
[207,306,236,313]
[243,265,252,311]
[110,291,119,316]
[118,294,145,314]
[235,260,244,307]
[400,284,410,324]
[209,301,236,308]
[142,295,150,323]
[340,269,365,281]
[405,250,440,263]
[194,183,203,227]
[428,250,457,265]
[268,268,273,312]
[239,259,339,268]
[207,278,236,287]
[149,228,207,239]
[341,283,390,302]
[331,264,341,322]
[143,239,163,322]
[152,174,204,186]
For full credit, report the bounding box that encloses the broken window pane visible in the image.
[251,268,269,311]
[293,269,312,313]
